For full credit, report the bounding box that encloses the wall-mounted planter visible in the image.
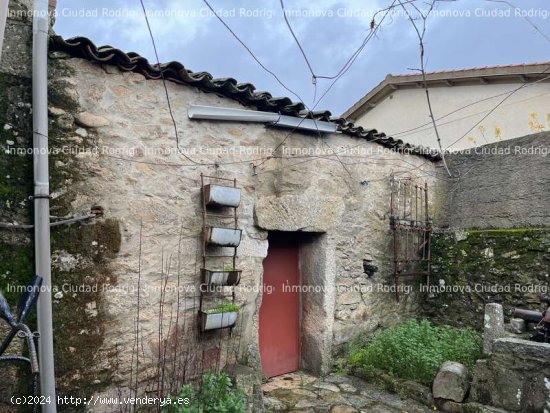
[200,311,238,331]
[203,184,241,208]
[205,227,242,247]
[201,268,241,286]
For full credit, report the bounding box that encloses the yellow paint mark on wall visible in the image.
[528,112,544,132]
[493,125,502,140]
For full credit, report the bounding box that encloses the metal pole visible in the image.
[0,0,9,63]
[32,0,57,410]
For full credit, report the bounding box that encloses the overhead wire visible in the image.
[485,0,550,44]
[255,0,406,177]
[139,0,310,170]
[201,0,307,105]
[279,0,416,85]
[138,0,203,166]
[3,0,438,188]
[136,0,550,181]
[279,0,316,79]
[201,0,374,176]
[0,1,438,181]
[201,0,326,166]
[398,0,452,176]
[444,0,550,151]
[445,68,550,150]
[382,64,550,181]
[366,0,550,179]
[266,0,400,158]
[393,89,550,142]
[388,84,550,139]
[5,0,546,220]
[312,0,398,109]
[314,0,412,80]
[139,0,433,179]
[138,0,435,181]
[139,0,349,172]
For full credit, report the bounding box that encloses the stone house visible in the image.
[1,1,549,410]
[0,0,442,403]
[44,35,439,393]
[343,63,550,149]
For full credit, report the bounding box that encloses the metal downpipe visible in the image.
[32,0,57,410]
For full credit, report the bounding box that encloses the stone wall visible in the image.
[40,52,438,402]
[2,1,545,409]
[471,338,550,412]
[423,228,550,330]
[434,132,550,229]
[0,2,122,409]
[0,0,34,405]
[424,134,550,331]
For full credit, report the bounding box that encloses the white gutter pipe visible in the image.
[0,0,9,63]
[188,105,339,134]
[188,104,279,122]
[277,114,338,133]
[32,0,57,410]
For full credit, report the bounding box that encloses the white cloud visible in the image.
[54,0,550,115]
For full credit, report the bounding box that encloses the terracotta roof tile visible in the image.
[392,61,550,77]
[49,35,440,161]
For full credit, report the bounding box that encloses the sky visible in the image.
[53,0,550,116]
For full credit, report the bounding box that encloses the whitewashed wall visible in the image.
[353,82,550,150]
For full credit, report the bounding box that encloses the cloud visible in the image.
[55,0,550,116]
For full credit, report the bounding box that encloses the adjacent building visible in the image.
[0,0,440,403]
[343,63,550,149]
[1,1,549,410]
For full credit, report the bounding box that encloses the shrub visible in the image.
[348,319,482,386]
[164,371,246,413]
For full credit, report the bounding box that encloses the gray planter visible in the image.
[205,227,242,247]
[203,184,241,208]
[200,311,238,331]
[201,268,241,286]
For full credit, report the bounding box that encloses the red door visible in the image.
[259,237,300,378]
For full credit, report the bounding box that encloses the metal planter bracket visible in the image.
[201,268,242,286]
[203,184,241,208]
[200,311,238,332]
[205,227,242,248]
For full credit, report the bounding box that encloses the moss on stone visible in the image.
[0,70,35,412]
[49,219,121,408]
[47,61,78,112]
[0,234,34,303]
[0,73,33,223]
[43,58,120,409]
[47,59,88,218]
[0,55,120,410]
[423,228,550,330]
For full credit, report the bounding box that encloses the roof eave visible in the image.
[343,63,550,120]
[49,35,441,162]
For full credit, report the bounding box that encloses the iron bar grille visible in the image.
[390,176,432,301]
